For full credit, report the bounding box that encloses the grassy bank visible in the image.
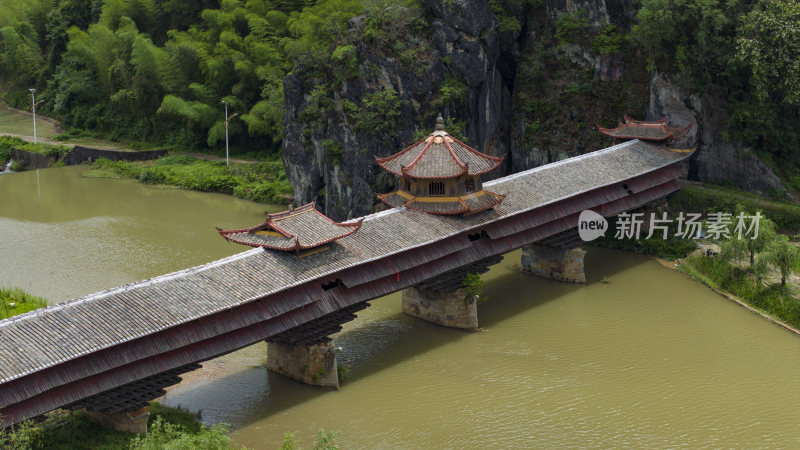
[2,403,236,450]
[86,154,293,204]
[679,255,800,329]
[668,183,800,234]
[0,288,47,320]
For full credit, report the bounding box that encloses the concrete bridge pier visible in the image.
[520,244,587,283]
[267,341,340,389]
[84,406,150,434]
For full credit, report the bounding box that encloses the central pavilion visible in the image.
[376,115,505,215]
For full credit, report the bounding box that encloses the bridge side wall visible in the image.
[266,341,339,388]
[402,287,478,329]
[521,245,586,283]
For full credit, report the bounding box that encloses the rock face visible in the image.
[281,0,513,220]
[647,73,789,197]
[282,0,790,219]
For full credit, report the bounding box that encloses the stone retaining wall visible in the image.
[9,146,167,170]
[10,148,51,169]
[66,146,167,165]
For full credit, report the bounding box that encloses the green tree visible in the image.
[734,0,800,106]
[754,234,800,287]
[719,207,777,269]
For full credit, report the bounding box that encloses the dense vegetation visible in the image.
[633,0,800,190]
[1,0,797,181]
[0,0,363,155]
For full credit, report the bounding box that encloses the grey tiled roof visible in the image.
[0,140,691,387]
[218,202,361,251]
[376,130,503,179]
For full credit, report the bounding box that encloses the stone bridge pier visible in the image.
[520,245,586,283]
[265,302,369,388]
[402,255,503,329]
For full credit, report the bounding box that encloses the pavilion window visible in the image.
[465,177,475,193]
[429,181,445,196]
[404,178,411,191]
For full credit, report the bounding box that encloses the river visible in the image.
[2,167,799,447]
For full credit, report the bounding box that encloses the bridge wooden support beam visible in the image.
[402,286,479,330]
[84,406,150,434]
[266,341,339,389]
[520,245,587,283]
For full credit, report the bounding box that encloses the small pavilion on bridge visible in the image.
[598,114,693,143]
[216,201,362,252]
[376,114,505,215]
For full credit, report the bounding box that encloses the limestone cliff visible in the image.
[647,73,789,198]
[282,0,512,220]
[281,0,790,220]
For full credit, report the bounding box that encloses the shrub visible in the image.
[555,9,590,45]
[129,416,232,449]
[9,160,26,172]
[354,88,403,137]
[140,169,167,184]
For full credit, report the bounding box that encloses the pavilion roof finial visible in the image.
[435,114,444,131]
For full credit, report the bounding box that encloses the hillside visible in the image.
[0,0,798,219]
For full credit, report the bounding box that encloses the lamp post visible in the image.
[29,88,38,144]
[221,101,238,166]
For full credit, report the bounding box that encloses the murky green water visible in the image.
[2,167,799,447]
[0,166,273,302]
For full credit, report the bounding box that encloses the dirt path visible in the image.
[173,151,261,165]
[0,99,64,133]
[1,132,76,148]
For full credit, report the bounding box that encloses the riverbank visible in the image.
[676,254,800,333]
[85,154,293,204]
[0,288,47,320]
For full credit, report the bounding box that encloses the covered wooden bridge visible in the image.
[0,137,692,431]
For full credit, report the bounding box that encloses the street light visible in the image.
[29,88,38,144]
[221,101,238,166]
